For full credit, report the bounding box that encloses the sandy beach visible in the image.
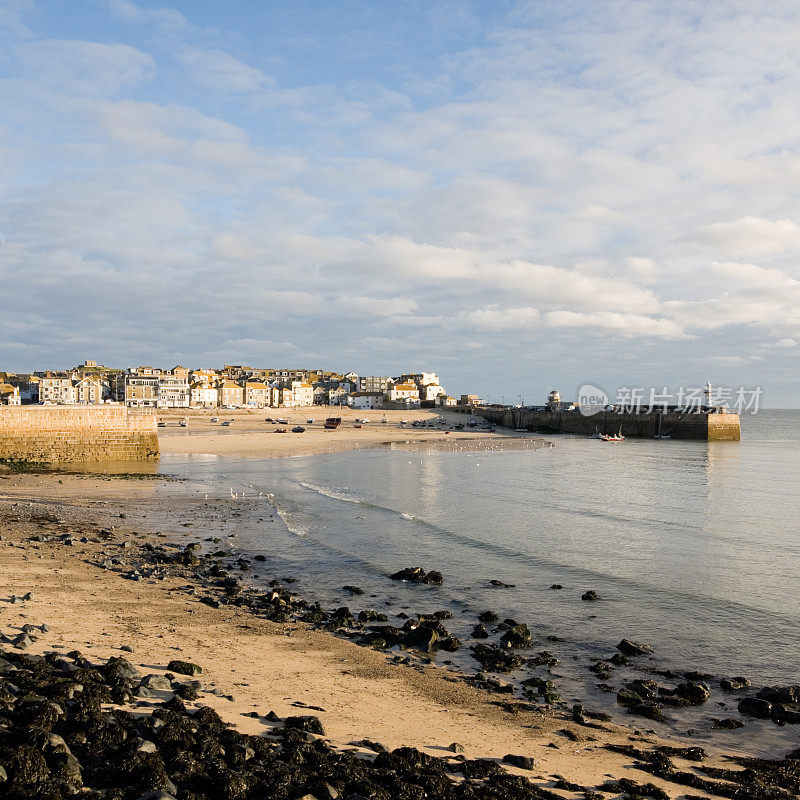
[0,433,795,798]
[155,407,541,460]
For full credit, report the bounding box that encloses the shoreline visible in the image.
[1,471,798,798]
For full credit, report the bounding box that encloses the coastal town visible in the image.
[0,360,482,411]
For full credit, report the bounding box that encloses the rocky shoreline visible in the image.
[2,642,799,800]
[2,472,800,798]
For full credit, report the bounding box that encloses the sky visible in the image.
[1,1,800,405]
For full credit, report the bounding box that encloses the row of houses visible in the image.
[0,361,475,410]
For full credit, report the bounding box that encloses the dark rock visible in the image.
[6,744,49,785]
[617,638,653,656]
[166,659,202,676]
[489,579,515,588]
[502,753,534,769]
[447,742,465,753]
[470,643,523,673]
[500,623,532,648]
[349,739,388,753]
[284,715,326,735]
[389,567,425,581]
[720,676,750,691]
[549,584,563,589]
[712,717,745,729]
[738,697,772,718]
[675,681,711,705]
[478,610,498,623]
[581,590,599,601]
[342,585,364,595]
[471,624,489,639]
[757,685,800,704]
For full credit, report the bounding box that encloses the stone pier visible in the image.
[0,406,160,465]
[476,407,741,441]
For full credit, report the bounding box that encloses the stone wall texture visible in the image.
[477,407,741,441]
[0,406,159,464]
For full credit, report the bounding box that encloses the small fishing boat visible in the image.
[593,428,624,441]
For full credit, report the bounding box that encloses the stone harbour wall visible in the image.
[477,407,741,441]
[0,406,160,465]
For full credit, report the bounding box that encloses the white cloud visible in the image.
[462,306,540,330]
[177,49,270,92]
[16,40,155,96]
[210,235,262,261]
[775,338,797,348]
[689,217,800,256]
[543,311,686,338]
[98,100,248,152]
[345,296,418,316]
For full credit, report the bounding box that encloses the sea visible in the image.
[157,410,800,755]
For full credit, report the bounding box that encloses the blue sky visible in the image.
[2,1,800,404]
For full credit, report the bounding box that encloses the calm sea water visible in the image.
[159,410,800,753]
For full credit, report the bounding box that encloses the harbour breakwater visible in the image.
[0,406,159,465]
[476,406,741,441]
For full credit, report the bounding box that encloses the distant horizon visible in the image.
[2,2,799,405]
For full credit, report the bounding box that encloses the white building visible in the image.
[388,381,420,404]
[291,381,314,407]
[420,383,446,402]
[157,375,190,408]
[349,391,386,410]
[75,376,104,404]
[244,381,271,407]
[40,375,76,404]
[191,382,219,407]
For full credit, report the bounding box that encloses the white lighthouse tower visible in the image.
[703,379,712,408]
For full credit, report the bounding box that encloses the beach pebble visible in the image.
[447,742,466,753]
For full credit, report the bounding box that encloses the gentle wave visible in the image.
[299,481,371,506]
[300,481,420,524]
